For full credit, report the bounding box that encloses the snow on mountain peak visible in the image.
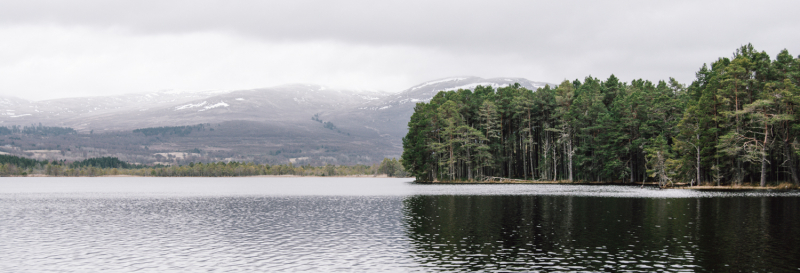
[198,101,229,112]
[410,77,469,91]
[175,101,207,110]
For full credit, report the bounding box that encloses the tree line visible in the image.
[0,155,143,176]
[0,154,406,178]
[402,44,799,187]
[0,124,76,136]
[133,124,209,137]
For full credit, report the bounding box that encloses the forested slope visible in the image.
[402,44,800,187]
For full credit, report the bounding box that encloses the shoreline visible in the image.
[12,174,399,178]
[8,175,799,190]
[416,180,657,186]
[415,180,798,190]
[672,185,798,190]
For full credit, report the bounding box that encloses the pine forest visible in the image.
[401,44,800,187]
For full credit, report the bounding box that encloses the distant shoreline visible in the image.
[9,175,798,190]
[18,174,401,178]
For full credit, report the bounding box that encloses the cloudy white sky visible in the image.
[1,0,798,100]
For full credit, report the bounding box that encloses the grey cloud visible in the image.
[3,1,797,49]
[1,0,799,97]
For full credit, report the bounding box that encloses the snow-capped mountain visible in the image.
[325,76,552,144]
[0,77,549,133]
[0,89,229,126]
[0,77,551,164]
[0,84,390,131]
[370,76,548,110]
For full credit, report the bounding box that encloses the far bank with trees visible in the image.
[0,154,407,178]
[402,44,799,188]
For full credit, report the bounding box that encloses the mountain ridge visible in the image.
[0,77,552,165]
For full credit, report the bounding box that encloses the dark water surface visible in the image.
[1,177,799,272]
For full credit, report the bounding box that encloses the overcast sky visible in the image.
[1,0,798,100]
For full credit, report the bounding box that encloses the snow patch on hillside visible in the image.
[411,77,468,91]
[199,101,229,111]
[175,101,207,110]
[398,98,430,105]
[444,82,510,92]
[359,95,381,101]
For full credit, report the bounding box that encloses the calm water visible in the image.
[1,177,799,272]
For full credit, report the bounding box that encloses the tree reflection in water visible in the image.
[402,195,800,272]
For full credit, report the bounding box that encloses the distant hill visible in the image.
[0,77,551,165]
[325,77,551,146]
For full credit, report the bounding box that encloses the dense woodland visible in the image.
[402,45,800,187]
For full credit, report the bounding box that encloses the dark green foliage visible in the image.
[319,120,348,135]
[1,124,76,136]
[0,154,44,168]
[133,124,207,136]
[378,157,406,177]
[71,157,132,169]
[311,114,347,135]
[402,44,799,186]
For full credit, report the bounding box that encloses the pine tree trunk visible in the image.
[522,137,527,180]
[528,110,534,180]
[530,136,535,180]
[761,151,767,187]
[696,146,701,187]
[568,136,573,182]
[543,131,549,180]
[761,124,769,187]
[784,137,800,186]
[467,147,472,181]
[630,159,634,183]
[449,136,454,181]
[553,144,557,181]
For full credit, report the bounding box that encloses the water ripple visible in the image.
[1,178,799,271]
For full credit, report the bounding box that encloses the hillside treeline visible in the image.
[42,162,379,177]
[0,156,141,176]
[402,44,799,187]
[0,154,406,177]
[0,154,42,175]
[70,157,132,168]
[133,124,209,136]
[0,124,76,136]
